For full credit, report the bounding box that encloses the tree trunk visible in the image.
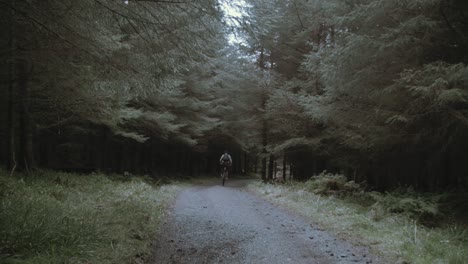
[289,163,293,180]
[267,155,274,180]
[273,160,277,179]
[260,116,267,179]
[244,152,248,174]
[7,0,17,174]
[254,156,258,173]
[261,155,267,181]
[259,47,269,182]
[18,61,34,172]
[282,155,287,181]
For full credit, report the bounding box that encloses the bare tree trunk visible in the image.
[261,120,267,181]
[7,0,17,175]
[18,61,34,173]
[260,98,267,180]
[258,47,269,182]
[273,160,277,179]
[244,152,248,174]
[267,155,274,180]
[282,155,287,181]
[7,67,16,174]
[254,156,258,173]
[289,163,293,180]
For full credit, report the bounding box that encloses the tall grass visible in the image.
[249,173,468,264]
[0,169,181,264]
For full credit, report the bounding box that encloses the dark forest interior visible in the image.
[1,0,468,191]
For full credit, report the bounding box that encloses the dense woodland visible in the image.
[1,0,467,190]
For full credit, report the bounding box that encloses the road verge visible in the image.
[247,175,468,264]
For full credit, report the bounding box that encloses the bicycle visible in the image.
[221,166,228,186]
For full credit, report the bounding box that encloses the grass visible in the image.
[248,173,468,264]
[0,169,183,264]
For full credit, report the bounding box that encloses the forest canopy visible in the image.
[1,0,467,190]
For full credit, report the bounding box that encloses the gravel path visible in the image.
[150,179,381,264]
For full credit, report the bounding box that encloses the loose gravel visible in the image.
[150,180,381,264]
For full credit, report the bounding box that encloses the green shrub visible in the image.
[370,192,442,226]
[301,172,444,226]
[303,171,363,196]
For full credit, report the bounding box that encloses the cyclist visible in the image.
[219,150,232,179]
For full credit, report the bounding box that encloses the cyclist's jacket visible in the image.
[219,153,232,166]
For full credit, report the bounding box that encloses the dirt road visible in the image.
[150,179,380,264]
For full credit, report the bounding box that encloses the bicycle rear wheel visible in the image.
[221,168,227,186]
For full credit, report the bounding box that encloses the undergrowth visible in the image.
[250,172,468,264]
[0,169,182,264]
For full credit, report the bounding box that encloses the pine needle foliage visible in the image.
[242,0,468,188]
